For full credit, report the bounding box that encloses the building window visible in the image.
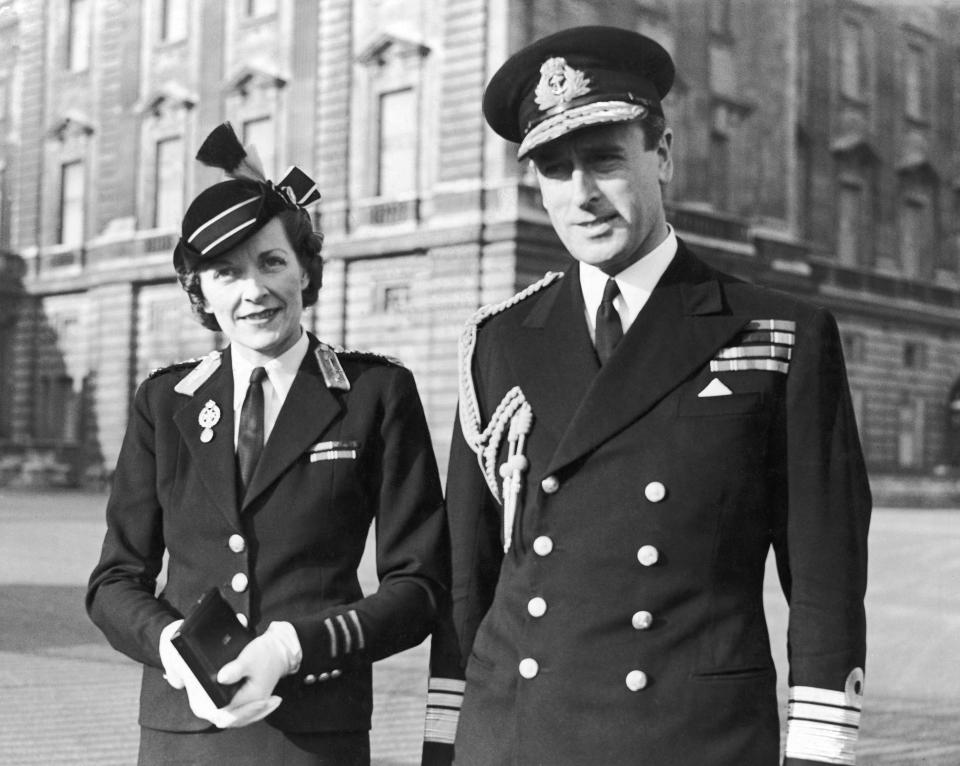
[154,137,184,229]
[840,18,869,101]
[67,0,91,72]
[899,196,929,277]
[903,341,928,370]
[897,398,925,469]
[59,161,85,246]
[904,43,929,121]
[837,181,863,267]
[709,0,733,37]
[242,117,275,179]
[0,325,10,438]
[159,0,188,42]
[0,78,8,122]
[841,331,867,364]
[955,56,960,150]
[850,388,866,433]
[376,283,411,313]
[0,164,7,247]
[952,189,960,274]
[147,298,183,335]
[36,375,80,442]
[709,130,730,212]
[377,88,417,198]
[245,0,277,17]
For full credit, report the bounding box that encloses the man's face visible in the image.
[198,217,308,364]
[531,121,673,275]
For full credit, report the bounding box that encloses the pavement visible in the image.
[1,490,960,765]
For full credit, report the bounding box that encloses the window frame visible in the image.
[66,0,91,72]
[58,160,85,246]
[159,0,189,43]
[376,87,418,198]
[153,136,185,229]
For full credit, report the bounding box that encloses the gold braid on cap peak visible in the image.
[457,271,563,501]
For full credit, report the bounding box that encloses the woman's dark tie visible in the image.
[237,366,267,494]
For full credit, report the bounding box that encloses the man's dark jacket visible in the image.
[435,242,871,766]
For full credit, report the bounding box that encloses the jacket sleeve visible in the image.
[446,407,505,664]
[417,407,503,766]
[288,366,447,677]
[86,381,181,668]
[419,590,464,766]
[773,308,871,766]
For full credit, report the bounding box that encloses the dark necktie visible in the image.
[236,366,267,494]
[595,278,624,365]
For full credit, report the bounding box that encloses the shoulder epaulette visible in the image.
[314,344,404,393]
[313,343,351,391]
[170,350,222,395]
[149,358,202,380]
[336,347,404,367]
[457,271,563,497]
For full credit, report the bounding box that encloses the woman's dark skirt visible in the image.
[138,723,370,765]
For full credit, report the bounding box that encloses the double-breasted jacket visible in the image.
[87,333,447,740]
[439,242,871,765]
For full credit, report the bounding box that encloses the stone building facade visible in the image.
[0,0,959,488]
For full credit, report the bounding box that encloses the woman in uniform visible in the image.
[87,123,449,766]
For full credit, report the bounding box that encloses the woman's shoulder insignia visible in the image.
[152,350,223,395]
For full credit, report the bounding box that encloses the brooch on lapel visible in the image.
[197,400,221,443]
[710,319,796,374]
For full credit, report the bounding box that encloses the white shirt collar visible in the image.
[580,225,678,339]
[231,329,309,412]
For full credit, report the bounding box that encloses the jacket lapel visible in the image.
[240,337,344,511]
[544,246,750,476]
[173,347,239,524]
[503,266,600,442]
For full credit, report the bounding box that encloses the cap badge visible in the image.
[198,399,221,443]
[535,57,591,112]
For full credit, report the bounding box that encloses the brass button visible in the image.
[625,670,648,691]
[527,597,547,618]
[631,610,653,630]
[644,482,667,503]
[541,476,560,494]
[533,536,554,556]
[518,658,539,679]
[228,534,246,553]
[636,545,659,567]
[231,572,249,592]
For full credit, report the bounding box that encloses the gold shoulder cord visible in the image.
[456,272,562,551]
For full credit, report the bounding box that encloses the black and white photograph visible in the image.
[0,1,958,764]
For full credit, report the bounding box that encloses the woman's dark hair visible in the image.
[176,208,324,332]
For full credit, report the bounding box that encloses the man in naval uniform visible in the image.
[437,26,872,766]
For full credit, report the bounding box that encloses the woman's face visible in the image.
[198,217,308,364]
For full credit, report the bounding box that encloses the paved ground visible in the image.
[1,489,959,765]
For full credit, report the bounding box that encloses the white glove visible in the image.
[158,620,282,728]
[216,622,302,709]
